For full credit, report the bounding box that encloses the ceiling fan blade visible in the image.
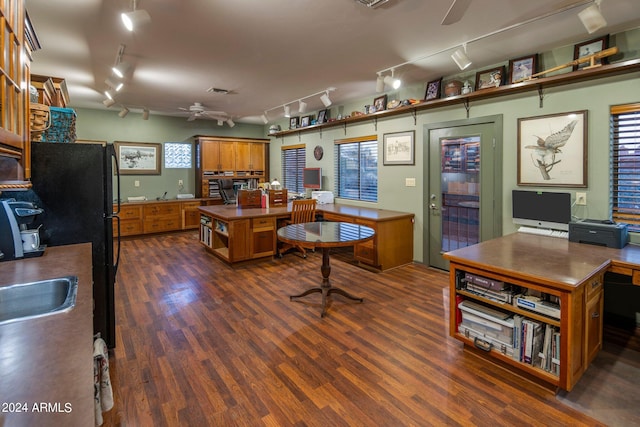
[441,0,472,25]
[187,114,197,121]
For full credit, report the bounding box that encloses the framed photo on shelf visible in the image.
[114,141,162,175]
[475,66,505,90]
[573,35,609,70]
[317,109,328,123]
[373,94,387,112]
[517,110,588,187]
[300,115,311,127]
[383,130,415,165]
[424,78,442,101]
[509,54,538,83]
[289,116,299,129]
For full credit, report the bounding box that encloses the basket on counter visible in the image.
[41,106,77,143]
[30,103,51,142]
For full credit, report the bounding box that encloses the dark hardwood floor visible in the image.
[103,231,620,426]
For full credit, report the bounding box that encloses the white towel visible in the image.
[93,338,114,426]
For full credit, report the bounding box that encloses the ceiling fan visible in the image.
[179,102,230,122]
[441,0,472,25]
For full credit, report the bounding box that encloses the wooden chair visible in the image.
[278,199,317,258]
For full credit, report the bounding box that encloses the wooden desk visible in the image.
[444,232,640,392]
[198,203,414,270]
[278,222,375,317]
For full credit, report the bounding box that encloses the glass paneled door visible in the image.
[439,136,480,251]
[426,118,502,271]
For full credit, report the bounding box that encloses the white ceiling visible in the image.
[26,0,640,125]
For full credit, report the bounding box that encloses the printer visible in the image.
[568,219,629,249]
[311,191,334,205]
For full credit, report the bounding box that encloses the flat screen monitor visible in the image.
[512,190,572,231]
[303,167,322,189]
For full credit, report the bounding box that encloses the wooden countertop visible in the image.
[0,243,94,427]
[444,233,616,291]
[198,202,415,222]
[117,197,216,206]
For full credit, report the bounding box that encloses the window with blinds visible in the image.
[281,144,306,193]
[334,136,378,202]
[611,103,640,231]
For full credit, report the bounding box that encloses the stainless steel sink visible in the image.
[0,276,78,325]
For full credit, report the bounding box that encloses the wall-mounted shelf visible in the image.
[270,58,640,138]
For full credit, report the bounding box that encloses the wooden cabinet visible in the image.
[444,234,609,392]
[195,136,269,198]
[0,0,32,185]
[199,213,277,262]
[114,204,143,237]
[320,206,414,271]
[181,201,203,230]
[585,275,604,366]
[201,139,236,173]
[114,199,213,236]
[235,141,266,176]
[200,216,251,262]
[143,202,181,234]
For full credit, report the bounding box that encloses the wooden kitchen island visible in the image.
[198,203,414,271]
[444,232,640,392]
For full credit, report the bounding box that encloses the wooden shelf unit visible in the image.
[194,136,269,198]
[444,233,607,392]
[270,59,640,138]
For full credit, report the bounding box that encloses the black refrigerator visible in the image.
[29,141,120,348]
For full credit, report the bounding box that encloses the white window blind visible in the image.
[281,144,306,193]
[611,103,640,231]
[334,136,378,202]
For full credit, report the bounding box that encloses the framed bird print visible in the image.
[517,110,588,187]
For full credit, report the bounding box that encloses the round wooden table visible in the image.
[277,221,375,317]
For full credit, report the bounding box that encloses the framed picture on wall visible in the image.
[114,141,162,175]
[517,110,588,187]
[573,35,609,70]
[383,131,415,165]
[424,78,442,101]
[289,116,299,129]
[509,54,538,83]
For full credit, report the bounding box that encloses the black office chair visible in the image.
[218,179,236,205]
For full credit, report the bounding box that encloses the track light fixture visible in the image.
[142,108,149,120]
[105,78,123,92]
[376,74,385,93]
[263,87,336,121]
[226,119,235,128]
[320,91,332,107]
[111,44,131,78]
[103,98,116,108]
[118,107,129,118]
[579,0,607,34]
[121,0,151,31]
[451,43,472,70]
[104,90,114,100]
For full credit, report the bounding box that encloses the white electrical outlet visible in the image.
[178,179,183,186]
[576,192,587,205]
[134,180,140,187]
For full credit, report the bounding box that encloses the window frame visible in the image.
[611,103,640,231]
[281,144,306,193]
[334,135,378,202]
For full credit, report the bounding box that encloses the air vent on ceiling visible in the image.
[207,87,229,94]
[355,0,390,8]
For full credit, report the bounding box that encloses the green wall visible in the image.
[74,108,265,202]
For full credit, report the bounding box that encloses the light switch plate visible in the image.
[405,178,416,187]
